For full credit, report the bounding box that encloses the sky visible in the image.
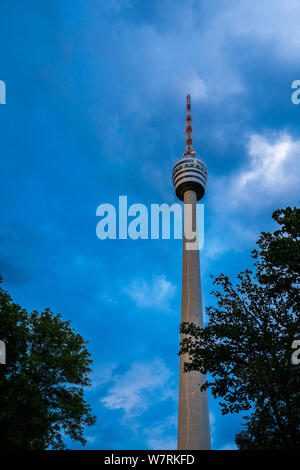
[0,0,299,450]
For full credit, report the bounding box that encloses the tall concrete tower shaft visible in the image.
[172,95,211,450]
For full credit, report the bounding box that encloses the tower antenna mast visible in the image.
[185,94,193,154]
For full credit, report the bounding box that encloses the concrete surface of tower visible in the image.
[172,94,211,450]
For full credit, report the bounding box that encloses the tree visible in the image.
[179,206,300,449]
[0,278,96,449]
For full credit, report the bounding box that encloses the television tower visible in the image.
[172,94,211,450]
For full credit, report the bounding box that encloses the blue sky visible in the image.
[0,0,300,450]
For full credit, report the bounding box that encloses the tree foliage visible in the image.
[180,206,300,449]
[0,280,96,449]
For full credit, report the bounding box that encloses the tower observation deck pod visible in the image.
[173,94,211,450]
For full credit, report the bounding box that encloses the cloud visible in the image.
[145,415,177,450]
[210,131,300,215]
[124,275,176,311]
[216,0,300,60]
[202,130,300,266]
[231,132,300,205]
[173,73,207,102]
[201,131,300,267]
[106,0,300,112]
[185,76,207,101]
[90,363,118,390]
[100,358,176,419]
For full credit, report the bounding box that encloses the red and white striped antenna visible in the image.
[185,94,193,154]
